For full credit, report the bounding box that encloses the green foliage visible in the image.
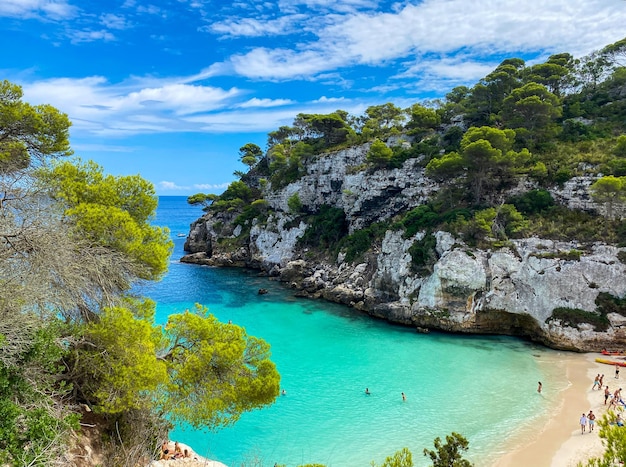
[401,205,442,238]
[299,205,348,250]
[614,135,626,157]
[425,151,464,181]
[0,320,78,465]
[163,305,280,429]
[508,189,555,214]
[75,302,281,430]
[595,292,626,319]
[288,192,303,214]
[589,176,626,219]
[78,303,168,414]
[582,412,626,466]
[406,104,441,137]
[239,143,263,168]
[233,199,269,230]
[427,126,529,205]
[423,432,473,467]
[188,193,219,211]
[361,103,406,139]
[339,222,389,263]
[409,233,438,274]
[374,447,413,467]
[367,139,394,168]
[442,126,464,152]
[500,82,562,147]
[548,307,609,332]
[0,79,72,172]
[41,160,173,280]
[267,143,305,189]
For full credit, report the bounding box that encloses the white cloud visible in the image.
[0,0,77,19]
[314,96,346,103]
[277,0,377,14]
[222,0,626,81]
[157,181,189,191]
[193,182,230,190]
[68,29,116,44]
[21,77,244,136]
[100,13,131,30]
[230,48,343,80]
[237,97,294,108]
[157,181,230,193]
[72,143,136,153]
[209,14,306,37]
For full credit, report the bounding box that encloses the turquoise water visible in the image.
[141,197,562,467]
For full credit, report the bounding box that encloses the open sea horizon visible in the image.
[137,196,570,467]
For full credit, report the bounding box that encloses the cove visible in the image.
[140,197,567,467]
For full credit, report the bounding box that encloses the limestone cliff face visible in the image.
[182,143,626,351]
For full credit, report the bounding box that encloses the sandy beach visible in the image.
[494,352,608,467]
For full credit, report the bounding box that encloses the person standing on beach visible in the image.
[593,374,600,390]
[605,386,611,405]
[537,381,542,393]
[580,413,588,434]
[616,364,620,379]
[600,374,605,387]
[588,411,596,432]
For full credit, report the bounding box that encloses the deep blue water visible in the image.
[138,196,564,467]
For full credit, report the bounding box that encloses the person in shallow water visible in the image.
[365,388,371,395]
[537,381,542,393]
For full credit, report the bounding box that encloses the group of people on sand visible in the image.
[584,369,626,435]
[159,440,195,461]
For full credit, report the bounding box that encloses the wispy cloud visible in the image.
[156,181,230,192]
[208,14,307,38]
[219,0,626,81]
[100,13,132,30]
[157,181,189,191]
[193,182,230,191]
[237,97,294,108]
[0,0,77,20]
[21,77,247,136]
[68,29,116,44]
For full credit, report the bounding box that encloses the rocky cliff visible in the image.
[182,143,626,351]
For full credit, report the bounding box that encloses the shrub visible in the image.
[339,222,389,263]
[367,139,393,168]
[409,233,438,274]
[401,205,441,238]
[596,292,626,318]
[287,193,303,214]
[299,206,348,249]
[548,307,609,331]
[508,189,555,214]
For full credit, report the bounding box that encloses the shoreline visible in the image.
[494,352,606,467]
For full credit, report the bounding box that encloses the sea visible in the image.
[137,196,571,467]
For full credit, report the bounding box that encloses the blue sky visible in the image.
[2,0,626,196]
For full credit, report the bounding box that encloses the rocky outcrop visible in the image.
[182,144,626,351]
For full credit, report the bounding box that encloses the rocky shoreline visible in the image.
[182,143,626,352]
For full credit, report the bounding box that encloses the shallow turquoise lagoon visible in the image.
[140,197,565,467]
